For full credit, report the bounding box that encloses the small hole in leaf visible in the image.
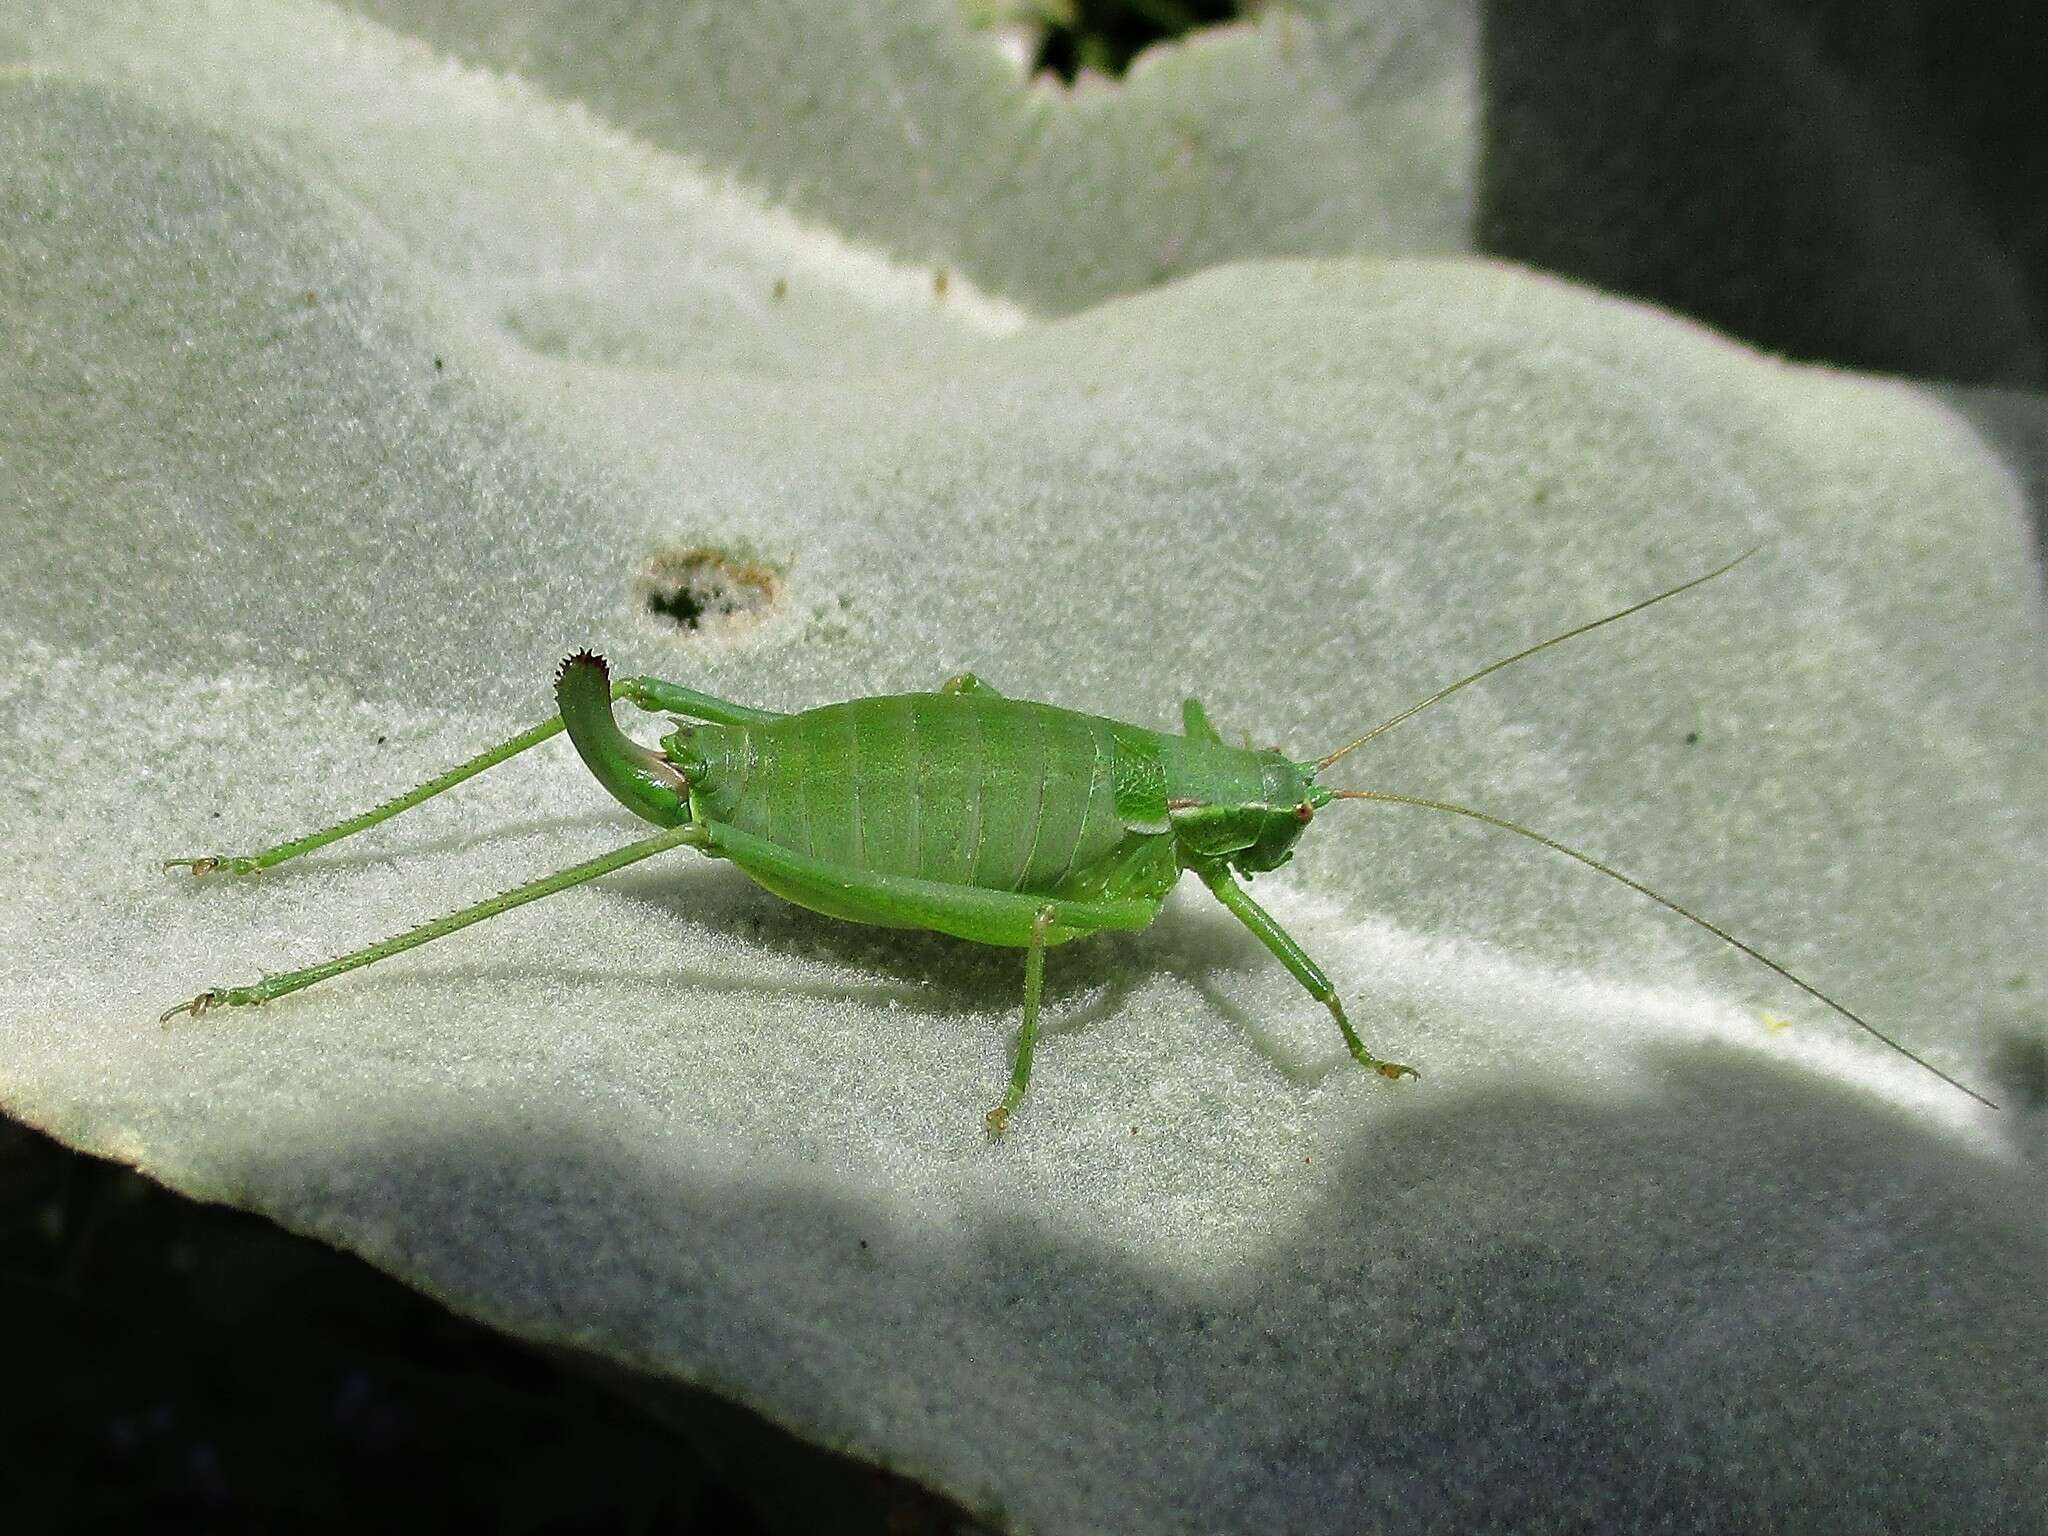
[634,548,784,636]
[1027,0,1246,83]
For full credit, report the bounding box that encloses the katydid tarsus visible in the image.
[161,552,1999,1132]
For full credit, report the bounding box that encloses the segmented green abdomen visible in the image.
[692,694,1135,892]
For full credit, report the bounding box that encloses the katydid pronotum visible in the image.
[163,552,1998,1133]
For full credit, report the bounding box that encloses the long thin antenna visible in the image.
[1326,788,1999,1110]
[1314,550,1758,773]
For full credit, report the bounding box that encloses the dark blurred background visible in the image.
[1476,0,2048,389]
[0,1115,976,1533]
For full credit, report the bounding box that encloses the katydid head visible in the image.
[1171,754,1323,874]
[1234,761,1324,873]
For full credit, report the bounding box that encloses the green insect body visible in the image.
[548,659,1374,1133]
[162,554,1998,1132]
[587,683,1316,936]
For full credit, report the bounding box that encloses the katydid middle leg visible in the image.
[1194,863,1417,1082]
[985,906,1057,1140]
[698,824,1157,1134]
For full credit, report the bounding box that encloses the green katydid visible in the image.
[161,552,1999,1132]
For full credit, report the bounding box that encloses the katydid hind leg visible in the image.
[162,823,710,1022]
[1195,864,1417,1083]
[986,907,1057,1139]
[164,661,769,878]
[165,711,575,877]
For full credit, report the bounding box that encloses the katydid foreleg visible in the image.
[1194,863,1417,1083]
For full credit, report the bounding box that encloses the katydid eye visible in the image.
[1294,802,1314,823]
